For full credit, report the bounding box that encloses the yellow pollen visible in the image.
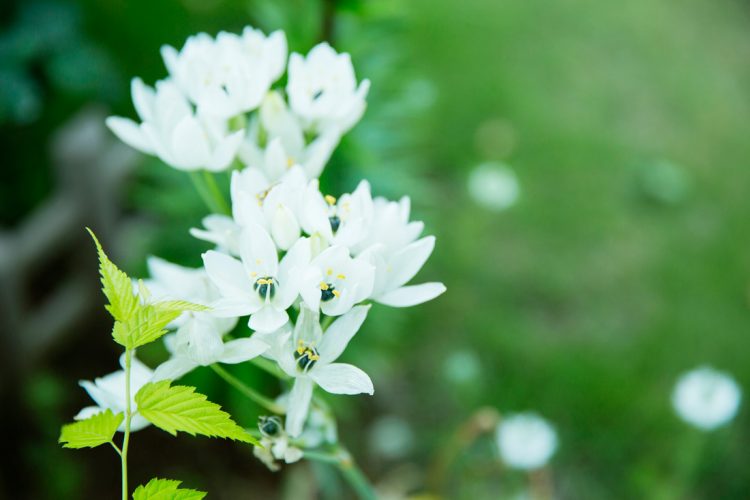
[319,282,329,291]
[286,157,295,167]
[332,290,341,298]
[324,194,337,205]
[337,273,346,280]
[256,259,262,265]
[250,271,258,277]
[326,268,333,276]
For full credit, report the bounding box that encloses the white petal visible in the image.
[239,224,278,277]
[270,204,301,251]
[206,129,244,172]
[310,363,374,395]
[285,378,313,437]
[219,337,268,364]
[387,236,435,289]
[249,305,288,333]
[152,357,198,382]
[202,250,252,297]
[376,282,446,307]
[131,77,155,122]
[318,305,370,363]
[171,116,211,168]
[106,117,154,154]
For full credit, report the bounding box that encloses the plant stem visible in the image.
[202,170,231,215]
[210,364,285,414]
[121,348,133,500]
[189,171,222,214]
[305,447,377,500]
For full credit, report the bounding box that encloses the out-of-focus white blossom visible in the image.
[496,413,558,470]
[467,162,520,211]
[161,29,287,118]
[672,366,742,431]
[106,79,244,171]
[287,42,370,134]
[260,306,373,437]
[75,354,154,432]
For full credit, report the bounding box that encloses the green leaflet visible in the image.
[111,303,182,349]
[59,410,124,449]
[132,478,206,500]
[87,229,207,349]
[87,228,139,323]
[135,381,259,445]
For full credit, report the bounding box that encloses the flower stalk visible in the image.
[210,364,285,414]
[121,348,133,500]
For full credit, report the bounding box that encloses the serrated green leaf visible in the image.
[112,303,182,349]
[87,228,139,324]
[136,381,259,445]
[59,409,123,449]
[132,478,206,500]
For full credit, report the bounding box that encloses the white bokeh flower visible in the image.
[299,245,374,317]
[203,225,310,332]
[106,78,244,171]
[286,42,370,134]
[467,162,520,211]
[496,413,558,470]
[161,28,287,118]
[260,305,373,437]
[672,366,742,430]
[75,354,154,432]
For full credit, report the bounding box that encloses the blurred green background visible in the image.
[2,0,750,498]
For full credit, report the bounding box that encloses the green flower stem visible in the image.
[305,447,376,500]
[121,348,133,500]
[210,364,285,414]
[189,171,222,214]
[202,170,231,215]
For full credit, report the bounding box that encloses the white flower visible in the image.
[287,42,370,134]
[356,196,445,307]
[189,214,241,255]
[672,366,742,430]
[232,165,308,250]
[203,224,310,332]
[152,329,268,382]
[161,28,287,118]
[496,413,558,470]
[299,245,374,317]
[467,162,520,211]
[75,354,154,432]
[106,78,244,171]
[301,180,373,249]
[253,416,303,471]
[239,91,341,180]
[261,305,373,437]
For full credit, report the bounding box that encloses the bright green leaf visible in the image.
[59,409,123,449]
[87,228,139,325]
[132,478,206,500]
[136,381,259,445]
[111,303,182,349]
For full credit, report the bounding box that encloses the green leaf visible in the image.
[87,228,139,324]
[112,303,182,349]
[132,478,206,500]
[135,381,259,445]
[59,409,123,449]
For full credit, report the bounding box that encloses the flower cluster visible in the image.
[82,26,445,470]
